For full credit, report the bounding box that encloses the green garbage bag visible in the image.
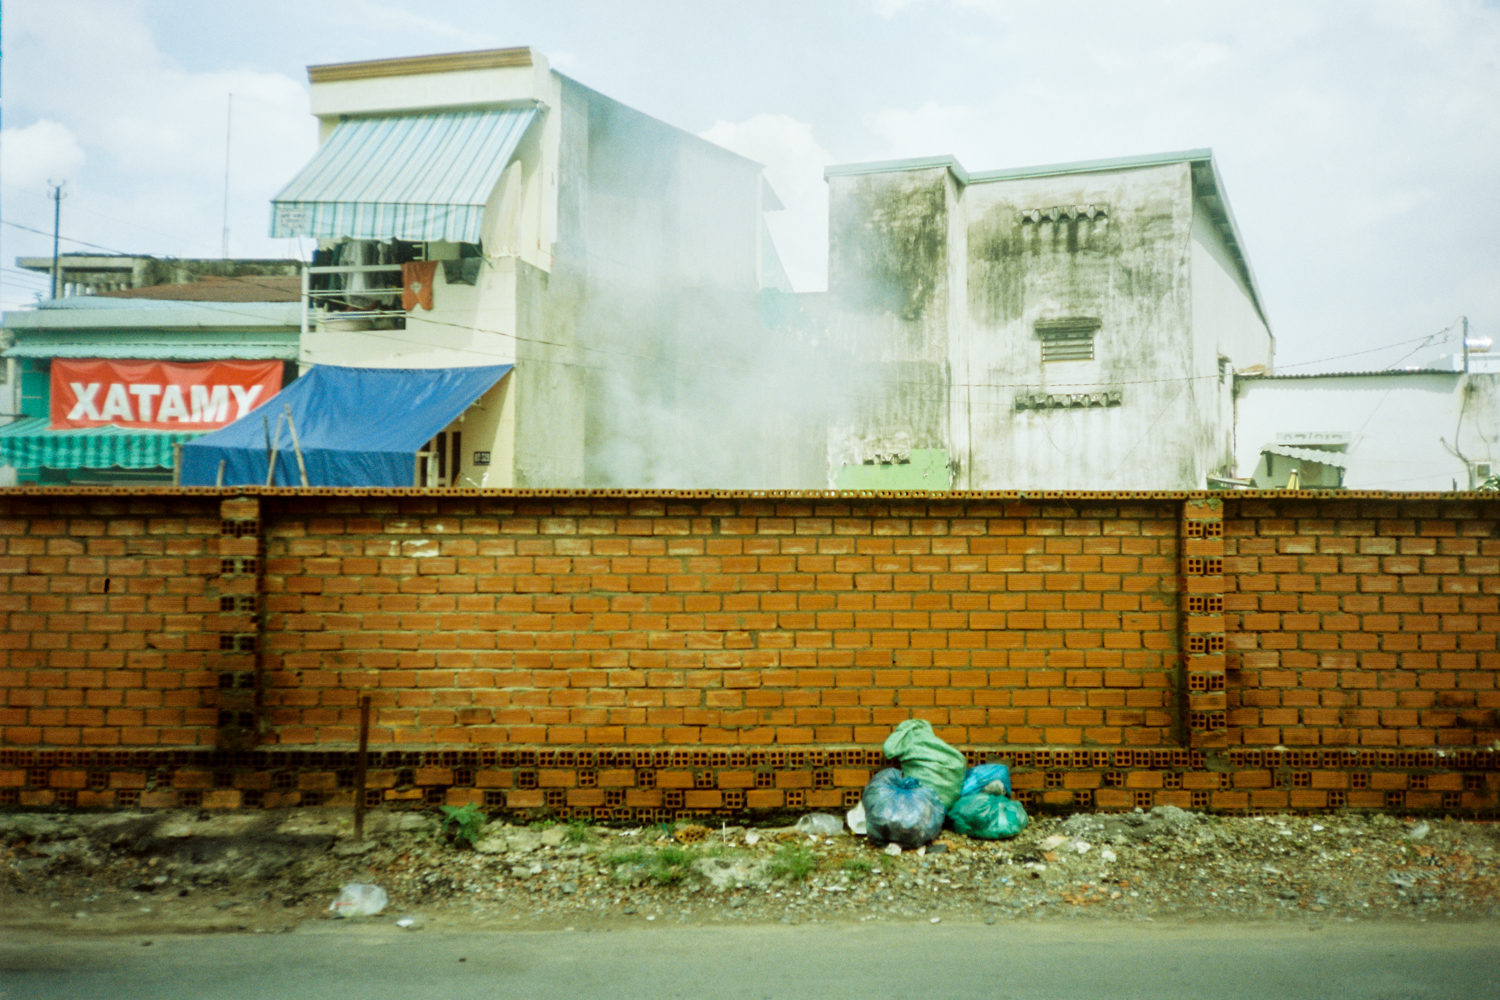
[882,719,967,807]
[947,792,1030,839]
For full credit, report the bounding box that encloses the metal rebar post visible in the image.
[354,695,371,841]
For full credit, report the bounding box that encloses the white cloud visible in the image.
[865,103,978,160]
[0,120,86,193]
[2,0,316,265]
[700,114,835,292]
[343,0,487,44]
[871,0,933,15]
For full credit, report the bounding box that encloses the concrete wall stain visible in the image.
[830,172,948,323]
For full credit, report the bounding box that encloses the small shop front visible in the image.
[0,356,287,484]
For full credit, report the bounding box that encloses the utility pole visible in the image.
[49,182,65,299]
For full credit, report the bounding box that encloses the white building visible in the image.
[820,149,1272,491]
[1232,353,1500,491]
[269,47,801,488]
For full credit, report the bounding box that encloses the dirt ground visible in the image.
[4,805,1499,936]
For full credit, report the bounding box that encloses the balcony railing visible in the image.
[300,263,406,334]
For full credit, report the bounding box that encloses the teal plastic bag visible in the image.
[960,764,1011,798]
[947,792,1029,839]
[882,719,967,807]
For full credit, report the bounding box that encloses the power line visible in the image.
[5,188,227,257]
[1,220,1471,401]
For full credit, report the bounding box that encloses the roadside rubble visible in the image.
[3,805,1498,934]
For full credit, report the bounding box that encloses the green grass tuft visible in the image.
[841,858,874,878]
[603,844,699,886]
[768,845,818,882]
[563,818,598,846]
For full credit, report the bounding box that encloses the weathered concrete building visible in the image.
[822,150,1273,490]
[272,47,801,488]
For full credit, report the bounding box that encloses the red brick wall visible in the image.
[1,487,1496,816]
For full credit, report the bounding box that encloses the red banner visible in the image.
[50,359,283,431]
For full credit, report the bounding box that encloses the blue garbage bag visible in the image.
[960,763,1012,798]
[861,768,946,849]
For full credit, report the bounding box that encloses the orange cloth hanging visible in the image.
[401,260,439,311]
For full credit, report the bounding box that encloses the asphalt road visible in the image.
[3,920,1496,1000]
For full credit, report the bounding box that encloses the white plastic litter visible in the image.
[795,813,844,836]
[395,918,415,928]
[846,802,868,836]
[329,884,387,918]
[884,842,903,856]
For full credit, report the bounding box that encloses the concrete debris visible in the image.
[1,809,1497,933]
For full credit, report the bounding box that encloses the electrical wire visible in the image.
[3,189,224,258]
[1,220,1474,405]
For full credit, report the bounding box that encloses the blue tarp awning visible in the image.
[179,364,512,487]
[269,107,538,243]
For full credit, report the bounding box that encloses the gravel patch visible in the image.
[3,806,1498,933]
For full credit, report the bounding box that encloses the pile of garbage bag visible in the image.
[855,719,1028,847]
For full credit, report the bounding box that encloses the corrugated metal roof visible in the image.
[270,106,539,243]
[0,417,198,469]
[1239,369,1457,380]
[3,341,297,360]
[1261,444,1349,468]
[4,300,300,331]
[98,277,302,302]
[972,148,1216,183]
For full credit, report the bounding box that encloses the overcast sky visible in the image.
[3,0,1497,371]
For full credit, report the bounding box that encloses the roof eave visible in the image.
[307,47,534,84]
[1188,155,1270,334]
[1,302,302,331]
[824,155,969,185]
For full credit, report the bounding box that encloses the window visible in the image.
[1035,318,1100,362]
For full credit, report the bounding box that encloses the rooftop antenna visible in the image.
[222,94,233,258]
[48,181,66,298]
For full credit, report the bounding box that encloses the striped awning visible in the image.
[1261,444,1349,469]
[0,417,199,469]
[269,106,538,243]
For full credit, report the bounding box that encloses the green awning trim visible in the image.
[0,417,201,469]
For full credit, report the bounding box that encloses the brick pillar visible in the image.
[1181,497,1227,749]
[213,495,263,753]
